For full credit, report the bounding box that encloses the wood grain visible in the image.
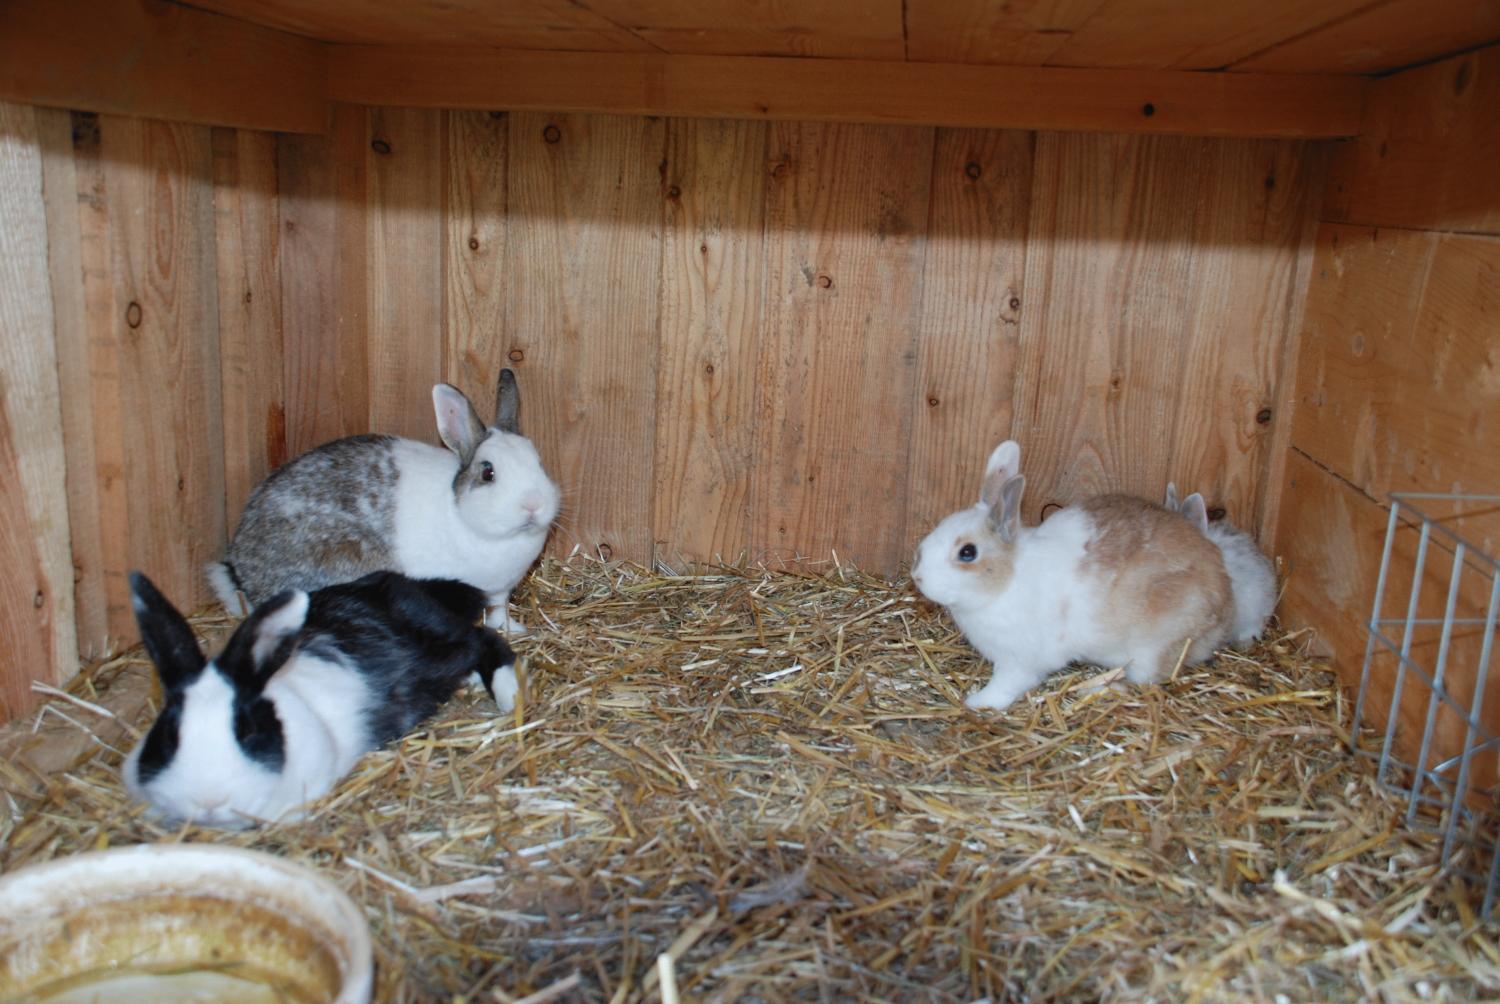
[582,0,904,59]
[753,121,934,570]
[444,110,510,404]
[68,113,134,643]
[0,0,327,133]
[1324,47,1500,237]
[1013,133,1320,531]
[0,100,77,716]
[278,104,369,454]
[367,107,444,441]
[36,109,109,656]
[504,112,666,562]
[329,48,1368,139]
[653,118,769,567]
[905,0,1107,66]
[99,115,226,608]
[183,0,657,50]
[1170,139,1324,535]
[1235,0,1500,75]
[213,128,286,530]
[902,129,1032,553]
[1292,225,1500,501]
[1043,0,1373,71]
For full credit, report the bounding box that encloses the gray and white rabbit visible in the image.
[1163,482,1277,646]
[912,441,1239,711]
[124,570,515,829]
[209,369,559,634]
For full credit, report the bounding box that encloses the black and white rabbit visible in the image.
[123,570,515,829]
[208,369,559,634]
[1163,482,1278,645]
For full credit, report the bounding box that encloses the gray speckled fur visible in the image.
[222,435,400,605]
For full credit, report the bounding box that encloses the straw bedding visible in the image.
[1,557,1496,1002]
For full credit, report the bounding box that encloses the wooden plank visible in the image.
[68,112,134,645]
[278,104,369,455]
[213,129,286,531]
[1235,0,1500,75]
[902,129,1032,552]
[1324,48,1500,237]
[652,118,769,567]
[752,121,933,571]
[0,101,78,719]
[1011,133,1207,518]
[444,110,509,401]
[1276,449,1500,797]
[1168,139,1325,536]
[367,107,444,441]
[1012,134,1324,528]
[184,0,657,51]
[36,109,109,658]
[582,0,904,59]
[504,112,665,562]
[1292,224,1500,501]
[905,0,1108,66]
[99,116,226,608]
[329,47,1368,139]
[1043,0,1373,71]
[0,0,327,133]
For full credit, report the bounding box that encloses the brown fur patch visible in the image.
[957,528,1018,596]
[1077,494,1233,649]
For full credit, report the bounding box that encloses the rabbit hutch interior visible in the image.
[2,1,1500,1000]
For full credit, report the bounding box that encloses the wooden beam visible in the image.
[329,46,1368,139]
[0,0,328,134]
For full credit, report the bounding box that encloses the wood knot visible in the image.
[34,590,45,609]
[243,290,253,304]
[125,301,143,328]
[597,542,613,560]
[370,138,392,155]
[1141,102,1156,117]
[542,124,562,144]
[468,236,481,251]
[1264,175,1276,190]
[666,185,681,200]
[1008,297,1021,310]
[816,274,834,289]
[1256,408,1273,425]
[508,348,524,363]
[704,363,715,376]
[964,162,982,180]
[1208,507,1226,521]
[927,396,939,407]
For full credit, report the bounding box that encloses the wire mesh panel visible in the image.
[1354,492,1500,914]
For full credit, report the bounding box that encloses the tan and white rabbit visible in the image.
[912,442,1235,711]
[1163,482,1277,646]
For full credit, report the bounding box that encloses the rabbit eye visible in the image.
[479,461,496,484]
[958,543,977,562]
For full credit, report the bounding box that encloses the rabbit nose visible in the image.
[521,496,542,514]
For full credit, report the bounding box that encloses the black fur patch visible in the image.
[300,572,515,748]
[234,695,286,770]
[135,695,184,786]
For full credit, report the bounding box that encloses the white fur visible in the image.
[914,504,1119,710]
[123,653,372,829]
[388,434,558,631]
[1206,522,1277,645]
[206,562,248,617]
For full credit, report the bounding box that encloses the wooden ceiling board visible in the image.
[904,0,1109,65]
[179,0,658,50]
[1234,0,1500,74]
[581,0,906,59]
[1039,0,1377,70]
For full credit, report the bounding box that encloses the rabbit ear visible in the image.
[495,368,521,435]
[1164,482,1180,511]
[1179,493,1209,534]
[979,440,1022,507]
[986,474,1026,544]
[218,589,309,695]
[432,383,488,466]
[129,572,205,691]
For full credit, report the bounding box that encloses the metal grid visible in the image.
[1354,492,1500,914]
